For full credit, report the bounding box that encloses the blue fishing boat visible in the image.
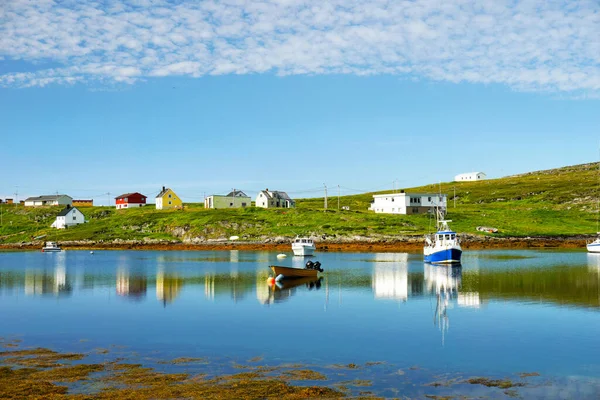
[424,210,462,264]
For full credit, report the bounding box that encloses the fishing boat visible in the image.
[41,241,62,252]
[291,236,316,256]
[270,261,323,279]
[424,209,462,264]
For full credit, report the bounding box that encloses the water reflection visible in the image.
[1,250,599,311]
[372,253,408,301]
[24,252,72,297]
[116,267,147,301]
[156,268,183,307]
[262,277,324,305]
[424,264,462,344]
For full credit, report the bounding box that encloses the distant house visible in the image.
[24,195,73,207]
[115,192,147,209]
[51,205,86,229]
[255,189,295,209]
[156,187,182,210]
[205,190,251,209]
[454,172,486,181]
[73,199,93,207]
[5,198,13,204]
[369,192,447,215]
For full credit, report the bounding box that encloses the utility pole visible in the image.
[14,186,18,206]
[323,184,328,211]
[337,185,340,211]
[106,192,111,207]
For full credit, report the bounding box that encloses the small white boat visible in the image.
[291,236,316,256]
[424,209,462,264]
[42,241,62,252]
[587,234,600,253]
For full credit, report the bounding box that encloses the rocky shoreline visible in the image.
[0,234,590,252]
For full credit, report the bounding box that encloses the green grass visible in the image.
[1,162,599,244]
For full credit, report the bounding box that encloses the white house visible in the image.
[24,195,73,207]
[255,189,295,208]
[204,190,251,209]
[454,172,486,181]
[51,205,86,229]
[368,191,447,215]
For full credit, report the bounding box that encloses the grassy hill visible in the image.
[1,162,599,244]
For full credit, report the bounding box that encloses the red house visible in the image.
[115,192,147,209]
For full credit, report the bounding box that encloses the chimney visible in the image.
[162,186,165,192]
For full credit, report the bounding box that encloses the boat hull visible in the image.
[270,265,319,278]
[42,248,62,252]
[424,248,462,264]
[292,245,315,257]
[587,243,600,253]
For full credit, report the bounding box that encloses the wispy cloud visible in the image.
[1,0,598,94]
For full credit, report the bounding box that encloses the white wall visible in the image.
[455,172,486,181]
[52,208,85,229]
[369,193,446,214]
[116,203,144,209]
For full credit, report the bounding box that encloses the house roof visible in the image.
[115,192,146,200]
[226,190,249,197]
[25,195,72,202]
[156,188,170,198]
[57,206,80,216]
[258,190,294,203]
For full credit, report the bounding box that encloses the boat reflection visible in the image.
[262,277,324,305]
[24,252,72,297]
[424,264,462,344]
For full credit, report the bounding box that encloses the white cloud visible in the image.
[0,0,598,95]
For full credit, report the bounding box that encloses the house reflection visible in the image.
[372,253,409,301]
[24,253,72,296]
[156,268,183,306]
[116,267,147,301]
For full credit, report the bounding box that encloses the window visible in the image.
[168,194,172,198]
[230,203,233,206]
[242,202,247,207]
[168,201,172,205]
[73,216,76,221]
[445,234,450,240]
[428,197,431,201]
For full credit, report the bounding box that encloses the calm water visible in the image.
[1,249,600,398]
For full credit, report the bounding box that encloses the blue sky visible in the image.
[1,0,599,205]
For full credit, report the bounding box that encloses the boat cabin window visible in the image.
[445,234,450,240]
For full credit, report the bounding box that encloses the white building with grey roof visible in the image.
[255,189,295,209]
[24,195,73,207]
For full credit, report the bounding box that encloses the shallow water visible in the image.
[1,249,600,398]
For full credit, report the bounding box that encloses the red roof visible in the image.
[115,192,146,200]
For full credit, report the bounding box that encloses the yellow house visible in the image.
[155,187,182,210]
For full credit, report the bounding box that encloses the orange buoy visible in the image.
[267,277,275,285]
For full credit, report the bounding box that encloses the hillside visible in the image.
[1,162,599,245]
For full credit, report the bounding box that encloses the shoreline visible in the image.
[0,235,590,252]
